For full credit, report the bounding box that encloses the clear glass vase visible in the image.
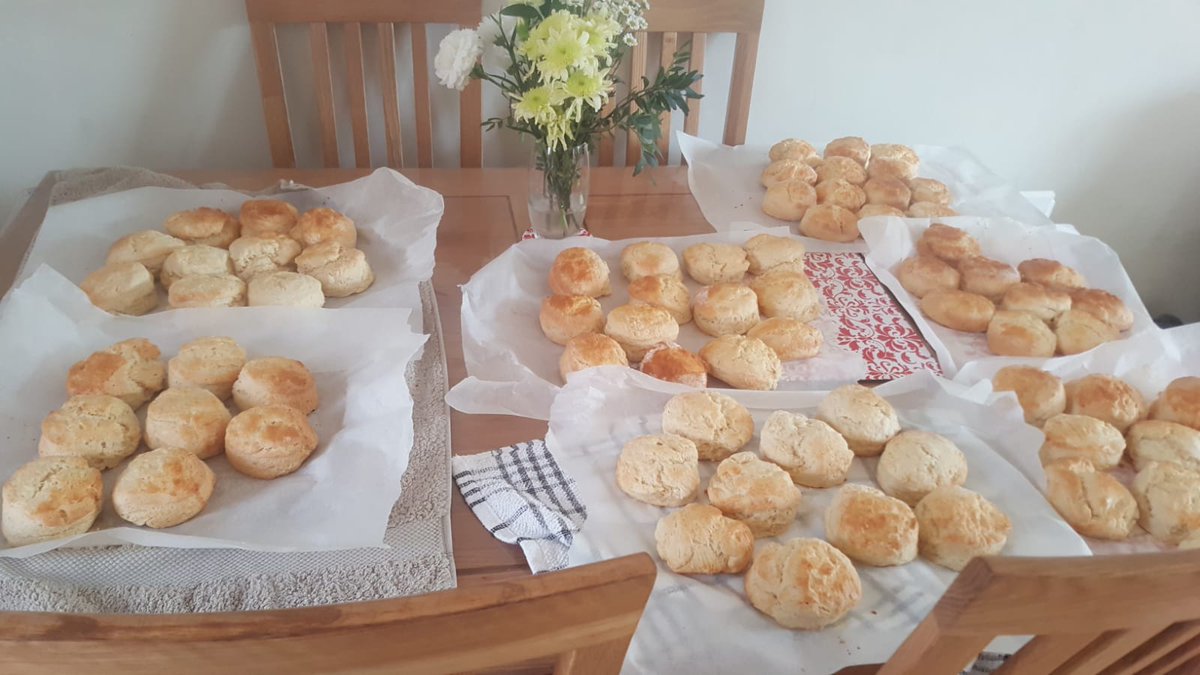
[528,142,590,239]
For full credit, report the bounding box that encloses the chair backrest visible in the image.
[878,551,1200,675]
[245,0,483,170]
[0,553,656,674]
[597,0,766,167]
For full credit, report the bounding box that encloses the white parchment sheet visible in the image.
[446,227,868,421]
[547,367,1089,674]
[858,216,1155,377]
[677,132,1055,233]
[0,267,427,558]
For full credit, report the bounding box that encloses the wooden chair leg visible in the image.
[554,637,634,675]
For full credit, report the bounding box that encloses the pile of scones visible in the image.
[616,385,1012,630]
[1,336,322,546]
[80,200,374,314]
[539,234,825,391]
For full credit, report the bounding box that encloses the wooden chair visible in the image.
[599,0,766,167]
[245,0,483,170]
[0,553,656,674]
[836,550,1200,675]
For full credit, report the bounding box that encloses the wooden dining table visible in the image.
[0,165,713,590]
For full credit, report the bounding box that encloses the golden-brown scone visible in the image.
[895,255,960,298]
[682,243,749,285]
[655,504,754,574]
[745,538,862,630]
[290,208,357,248]
[1000,282,1071,322]
[1044,459,1137,540]
[761,159,818,189]
[228,234,302,280]
[744,233,807,276]
[958,256,1020,301]
[914,486,1011,570]
[559,333,628,381]
[762,180,818,222]
[164,207,240,248]
[824,136,870,166]
[692,283,759,337]
[993,366,1065,427]
[619,242,681,282]
[700,335,782,391]
[112,447,216,528]
[661,391,754,461]
[868,144,919,181]
[769,139,818,163]
[67,338,165,409]
[80,262,158,316]
[167,274,247,308]
[707,452,802,537]
[628,274,691,324]
[168,336,246,401]
[1131,461,1200,544]
[246,271,325,308]
[239,199,299,237]
[1127,420,1200,471]
[106,230,185,275]
[749,271,820,321]
[1151,377,1200,430]
[1065,375,1146,432]
[232,357,319,414]
[877,430,969,506]
[603,303,679,361]
[548,248,612,298]
[639,344,707,388]
[160,245,234,289]
[908,178,952,206]
[987,310,1056,357]
[825,484,919,566]
[1018,258,1087,291]
[747,317,823,361]
[815,179,867,211]
[815,156,868,186]
[798,204,859,243]
[759,410,852,488]
[816,384,901,456]
[540,294,605,346]
[294,241,374,298]
[920,289,995,333]
[907,202,958,218]
[916,223,980,263]
[1069,288,1133,332]
[1,457,102,546]
[863,177,911,210]
[1039,413,1125,469]
[1054,309,1117,355]
[144,387,232,459]
[225,404,319,480]
[38,395,140,470]
[857,204,906,220]
[615,433,700,507]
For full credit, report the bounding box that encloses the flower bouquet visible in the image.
[435,0,702,237]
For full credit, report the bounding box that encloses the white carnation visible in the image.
[434,28,482,91]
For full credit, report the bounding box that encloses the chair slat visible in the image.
[624,32,648,168]
[343,22,371,168]
[1104,620,1200,675]
[246,0,478,25]
[1055,625,1168,675]
[1139,632,1200,675]
[723,30,758,146]
[411,23,434,168]
[459,77,483,167]
[994,633,1099,674]
[248,20,296,168]
[308,22,340,168]
[876,618,993,675]
[642,0,764,34]
[682,32,705,138]
[377,22,404,168]
[598,97,616,166]
[656,31,678,160]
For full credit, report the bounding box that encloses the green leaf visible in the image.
[499,4,541,21]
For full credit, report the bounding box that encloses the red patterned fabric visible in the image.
[805,252,942,380]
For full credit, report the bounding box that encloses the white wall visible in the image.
[2,0,1198,320]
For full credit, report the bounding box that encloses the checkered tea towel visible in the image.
[452,439,586,573]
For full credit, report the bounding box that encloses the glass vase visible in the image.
[528,141,590,239]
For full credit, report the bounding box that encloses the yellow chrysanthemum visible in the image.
[513,86,556,125]
[538,30,594,81]
[564,71,609,112]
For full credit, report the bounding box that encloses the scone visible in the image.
[915,486,1012,571]
[863,177,911,211]
[1069,288,1133,332]
[798,204,859,243]
[816,156,868,185]
[816,384,901,456]
[559,333,628,381]
[655,504,754,574]
[1126,420,1200,471]
[868,144,919,181]
[80,262,158,316]
[823,136,870,166]
[112,447,216,528]
[66,338,166,409]
[38,395,141,470]
[699,335,782,391]
[745,538,862,630]
[992,366,1065,427]
[539,295,605,345]
[920,289,995,333]
[228,234,302,280]
[164,207,239,248]
[958,256,1020,301]
[1054,309,1117,355]
[762,180,817,222]
[239,199,299,237]
[661,391,754,461]
[1000,282,1071,322]
[761,159,817,189]
[548,247,611,297]
[232,357,319,414]
[1018,258,1086,291]
[628,274,691,324]
[876,430,968,505]
[106,230,185,275]
[815,179,867,211]
[682,243,749,285]
[759,410,852,487]
[907,202,958,218]
[294,242,374,298]
[769,139,818,163]
[824,484,918,566]
[1064,374,1146,432]
[857,204,906,220]
[167,274,247,308]
[908,178,952,205]
[160,245,234,289]
[743,233,806,276]
[246,271,326,308]
[603,303,679,361]
[639,344,707,388]
[1044,459,1137,540]
[895,256,960,298]
[620,241,681,282]
[747,317,823,361]
[1,457,102,546]
[290,208,357,248]
[225,404,319,479]
[1038,413,1125,469]
[615,434,700,507]
[692,283,759,337]
[917,224,980,263]
[1131,461,1200,544]
[1151,377,1200,430]
[145,387,232,459]
[749,271,820,321]
[168,336,246,401]
[707,452,802,537]
[987,310,1056,357]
